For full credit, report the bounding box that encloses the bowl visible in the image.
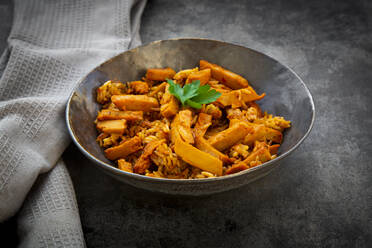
[66,38,315,195]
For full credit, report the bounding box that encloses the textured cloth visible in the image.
[0,0,146,246]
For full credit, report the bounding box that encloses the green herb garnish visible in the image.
[166,79,221,109]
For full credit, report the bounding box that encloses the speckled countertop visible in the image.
[1,0,372,247]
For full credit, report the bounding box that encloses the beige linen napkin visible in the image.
[0,0,146,246]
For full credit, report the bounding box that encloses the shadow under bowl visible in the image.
[66,38,315,196]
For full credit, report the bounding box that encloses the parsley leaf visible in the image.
[167,79,185,103]
[182,80,200,102]
[185,99,202,109]
[191,84,221,104]
[166,79,222,109]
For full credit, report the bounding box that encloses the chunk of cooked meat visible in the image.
[246,107,259,121]
[225,163,249,175]
[208,121,252,151]
[160,96,178,118]
[129,81,149,94]
[208,80,232,93]
[226,108,247,121]
[177,109,194,144]
[202,104,222,119]
[133,139,164,174]
[247,102,263,117]
[96,119,127,134]
[96,133,122,147]
[96,80,126,104]
[269,144,280,155]
[242,123,282,146]
[97,109,143,121]
[200,60,249,89]
[217,87,265,108]
[229,143,250,159]
[204,123,229,139]
[173,67,199,81]
[238,142,272,167]
[226,142,272,174]
[160,85,179,118]
[104,136,142,160]
[148,82,167,97]
[254,112,291,131]
[193,113,212,137]
[118,159,133,173]
[185,68,211,85]
[111,95,159,111]
[146,67,176,81]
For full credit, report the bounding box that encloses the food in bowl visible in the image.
[94,60,291,179]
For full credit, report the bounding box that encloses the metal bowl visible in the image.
[66,38,315,195]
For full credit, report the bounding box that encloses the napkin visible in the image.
[0,0,146,246]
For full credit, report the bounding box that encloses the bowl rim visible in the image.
[65,37,315,183]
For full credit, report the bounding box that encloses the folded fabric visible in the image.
[0,0,146,246]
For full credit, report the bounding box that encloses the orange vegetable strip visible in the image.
[200,60,249,89]
[96,119,126,134]
[111,95,159,111]
[208,121,252,151]
[217,87,265,108]
[97,109,143,121]
[195,136,232,165]
[104,136,142,160]
[171,115,222,176]
[146,67,176,81]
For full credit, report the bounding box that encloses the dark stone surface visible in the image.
[1,0,372,247]
[66,0,372,247]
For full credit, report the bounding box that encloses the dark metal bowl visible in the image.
[66,38,315,195]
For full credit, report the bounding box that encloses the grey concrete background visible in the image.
[1,0,372,247]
